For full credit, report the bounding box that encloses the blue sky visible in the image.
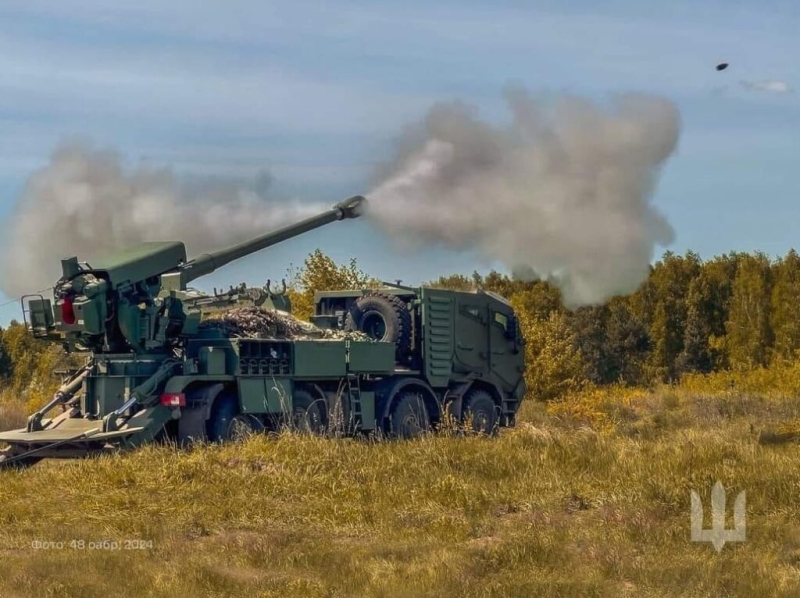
[0,0,797,323]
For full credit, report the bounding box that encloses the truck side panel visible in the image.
[293,341,347,377]
[348,341,394,373]
[239,377,291,414]
[421,289,455,387]
[452,297,490,376]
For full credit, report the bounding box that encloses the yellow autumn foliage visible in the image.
[285,249,376,320]
[512,303,586,402]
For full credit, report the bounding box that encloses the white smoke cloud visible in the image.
[367,88,680,307]
[740,80,793,94]
[0,142,324,296]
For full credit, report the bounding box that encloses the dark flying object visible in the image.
[716,63,729,71]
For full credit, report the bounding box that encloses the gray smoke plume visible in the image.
[367,88,680,306]
[0,142,324,296]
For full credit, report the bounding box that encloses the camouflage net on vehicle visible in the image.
[199,306,373,341]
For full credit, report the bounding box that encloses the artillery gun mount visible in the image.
[0,193,526,468]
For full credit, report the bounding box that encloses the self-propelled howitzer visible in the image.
[0,195,378,466]
[1,192,526,468]
[27,195,365,354]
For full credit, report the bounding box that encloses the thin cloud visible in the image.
[740,80,793,94]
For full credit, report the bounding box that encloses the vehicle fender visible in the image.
[442,380,504,419]
[464,380,504,405]
[377,377,440,421]
[441,381,471,419]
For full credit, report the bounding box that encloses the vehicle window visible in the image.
[494,311,508,331]
[460,305,482,320]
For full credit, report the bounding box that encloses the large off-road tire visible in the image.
[207,396,263,442]
[0,446,42,470]
[345,292,411,361]
[462,389,498,436]
[291,388,327,435]
[389,391,431,439]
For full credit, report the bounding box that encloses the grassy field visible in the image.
[2,385,800,597]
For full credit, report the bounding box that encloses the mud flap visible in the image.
[177,407,208,444]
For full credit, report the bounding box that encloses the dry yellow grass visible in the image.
[1,384,800,597]
[0,398,26,434]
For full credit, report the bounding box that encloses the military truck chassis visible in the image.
[0,195,526,467]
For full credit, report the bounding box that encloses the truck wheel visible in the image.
[389,391,430,439]
[292,389,327,435]
[207,396,261,442]
[462,389,498,436]
[345,292,411,361]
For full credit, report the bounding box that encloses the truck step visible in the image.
[347,374,363,430]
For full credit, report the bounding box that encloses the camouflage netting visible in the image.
[199,306,373,341]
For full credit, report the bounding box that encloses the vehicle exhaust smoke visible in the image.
[0,143,324,297]
[367,88,680,306]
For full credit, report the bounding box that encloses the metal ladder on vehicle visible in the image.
[346,374,363,432]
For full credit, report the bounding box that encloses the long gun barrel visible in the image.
[179,195,365,285]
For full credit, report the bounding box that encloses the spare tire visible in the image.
[345,292,411,361]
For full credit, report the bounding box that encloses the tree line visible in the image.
[1,248,798,405]
[430,249,800,399]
